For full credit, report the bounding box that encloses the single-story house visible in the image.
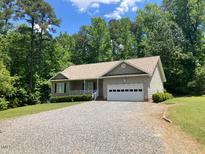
[50,56,166,102]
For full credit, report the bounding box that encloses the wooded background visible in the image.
[0,0,205,107]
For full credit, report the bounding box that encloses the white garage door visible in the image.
[107,84,144,101]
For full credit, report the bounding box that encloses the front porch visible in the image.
[51,79,103,99]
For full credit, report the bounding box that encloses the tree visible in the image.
[163,0,205,58]
[87,17,113,63]
[0,34,11,63]
[53,33,74,71]
[135,4,165,57]
[109,18,136,60]
[0,0,15,33]
[71,26,92,64]
[16,0,60,92]
[5,26,29,76]
[162,0,205,94]
[0,0,63,105]
[188,65,205,95]
[1,24,68,104]
[0,60,15,98]
[135,4,196,94]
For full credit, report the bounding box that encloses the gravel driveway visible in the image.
[0,101,165,154]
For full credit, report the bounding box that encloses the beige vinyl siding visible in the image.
[148,64,164,98]
[103,76,150,100]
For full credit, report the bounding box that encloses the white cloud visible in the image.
[66,0,142,19]
[34,24,41,33]
[34,24,51,33]
[104,11,121,19]
[132,6,138,12]
[105,0,142,19]
[91,3,100,8]
[68,0,120,12]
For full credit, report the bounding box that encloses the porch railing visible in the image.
[69,90,98,100]
[69,90,94,95]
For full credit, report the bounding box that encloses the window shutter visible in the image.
[93,82,96,90]
[64,83,66,93]
[54,83,57,93]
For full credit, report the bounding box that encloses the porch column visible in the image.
[84,80,86,94]
[68,81,70,95]
[97,79,99,97]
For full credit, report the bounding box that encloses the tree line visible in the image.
[0,0,205,108]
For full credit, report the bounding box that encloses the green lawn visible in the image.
[165,96,205,145]
[0,102,81,120]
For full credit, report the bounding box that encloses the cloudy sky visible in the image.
[46,0,161,34]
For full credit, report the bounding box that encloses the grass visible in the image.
[165,96,205,145]
[0,102,81,120]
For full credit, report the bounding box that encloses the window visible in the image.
[113,89,116,92]
[109,90,112,92]
[130,89,133,92]
[134,89,138,92]
[125,89,129,92]
[117,89,120,92]
[56,83,65,93]
[87,82,93,90]
[139,89,142,92]
[121,89,125,92]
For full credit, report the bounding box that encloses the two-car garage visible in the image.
[107,83,144,101]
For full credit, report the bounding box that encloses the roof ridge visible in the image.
[125,56,160,61]
[68,56,160,68]
[67,60,121,68]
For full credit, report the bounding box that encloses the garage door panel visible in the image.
[107,84,144,101]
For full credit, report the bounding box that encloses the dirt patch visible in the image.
[145,103,205,154]
[162,123,205,154]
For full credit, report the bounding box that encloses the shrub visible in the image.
[50,94,92,103]
[152,92,173,103]
[35,80,51,103]
[0,98,9,111]
[8,87,42,107]
[27,92,41,105]
[38,82,51,103]
[8,88,29,107]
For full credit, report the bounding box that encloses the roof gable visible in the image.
[50,73,68,81]
[103,62,148,76]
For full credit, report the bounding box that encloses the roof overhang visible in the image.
[50,79,69,82]
[156,58,166,82]
[99,74,150,79]
[50,74,150,81]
